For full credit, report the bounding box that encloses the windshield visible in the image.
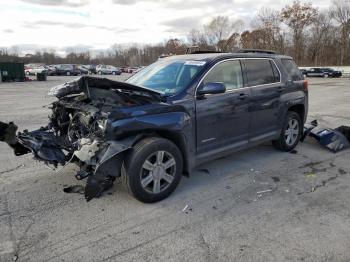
[126,59,206,95]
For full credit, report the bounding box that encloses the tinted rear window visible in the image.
[245,59,280,86]
[281,59,302,81]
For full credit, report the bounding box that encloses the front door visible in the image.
[195,60,251,156]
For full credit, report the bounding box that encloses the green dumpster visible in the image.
[0,62,25,82]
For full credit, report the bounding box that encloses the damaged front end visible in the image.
[0,76,163,201]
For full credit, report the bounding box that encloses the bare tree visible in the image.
[307,12,333,65]
[251,8,285,52]
[204,16,243,51]
[330,0,350,65]
[281,1,318,63]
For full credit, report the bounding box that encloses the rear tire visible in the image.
[273,111,302,152]
[122,137,183,203]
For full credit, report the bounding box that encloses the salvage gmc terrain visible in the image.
[0,50,308,203]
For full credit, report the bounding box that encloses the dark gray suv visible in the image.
[0,50,308,203]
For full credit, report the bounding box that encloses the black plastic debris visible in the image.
[300,120,318,142]
[301,120,350,153]
[63,185,85,194]
[271,176,280,182]
[84,176,114,201]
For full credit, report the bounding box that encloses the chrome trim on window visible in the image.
[195,57,282,97]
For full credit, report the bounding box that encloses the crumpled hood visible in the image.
[48,76,164,102]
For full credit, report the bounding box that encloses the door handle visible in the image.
[238,93,248,100]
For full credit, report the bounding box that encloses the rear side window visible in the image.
[245,59,280,86]
[281,59,302,81]
[203,60,243,90]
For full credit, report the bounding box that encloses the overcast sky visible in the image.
[0,0,332,55]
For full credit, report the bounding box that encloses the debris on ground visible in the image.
[63,185,85,194]
[305,172,317,178]
[256,189,273,194]
[182,204,193,214]
[259,181,269,185]
[271,176,280,182]
[338,168,347,175]
[301,120,350,153]
[289,149,298,154]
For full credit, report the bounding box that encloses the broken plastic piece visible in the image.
[63,185,85,194]
[256,189,272,194]
[309,127,349,152]
[300,120,318,142]
[75,170,90,180]
[84,176,114,201]
[301,120,350,153]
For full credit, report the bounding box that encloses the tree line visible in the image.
[0,0,349,66]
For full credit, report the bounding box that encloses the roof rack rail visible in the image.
[185,46,221,54]
[188,50,223,54]
[235,49,277,54]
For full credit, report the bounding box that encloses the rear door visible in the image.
[196,59,251,156]
[243,58,282,143]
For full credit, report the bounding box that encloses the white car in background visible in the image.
[24,64,47,75]
[96,65,122,75]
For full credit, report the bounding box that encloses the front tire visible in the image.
[122,137,183,203]
[273,111,302,152]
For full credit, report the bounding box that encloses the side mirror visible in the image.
[197,82,226,96]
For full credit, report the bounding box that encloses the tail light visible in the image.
[303,80,308,91]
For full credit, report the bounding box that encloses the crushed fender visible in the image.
[301,120,350,153]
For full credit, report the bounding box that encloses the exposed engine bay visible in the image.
[0,76,163,201]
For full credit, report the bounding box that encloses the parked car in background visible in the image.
[45,65,58,76]
[54,64,81,76]
[24,64,47,75]
[83,64,97,74]
[124,67,140,73]
[305,68,342,78]
[96,65,121,75]
[78,65,89,75]
[134,66,146,73]
[299,68,307,77]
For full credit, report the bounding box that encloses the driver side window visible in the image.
[203,60,243,90]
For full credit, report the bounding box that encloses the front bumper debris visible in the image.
[0,120,138,201]
[301,120,350,153]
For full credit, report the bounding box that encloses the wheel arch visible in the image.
[128,130,190,176]
[288,104,305,123]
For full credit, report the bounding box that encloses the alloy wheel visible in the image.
[140,150,176,194]
[284,118,299,146]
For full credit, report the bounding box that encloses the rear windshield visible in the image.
[281,59,303,81]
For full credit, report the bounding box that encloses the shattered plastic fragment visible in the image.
[182,205,189,212]
[256,189,272,194]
